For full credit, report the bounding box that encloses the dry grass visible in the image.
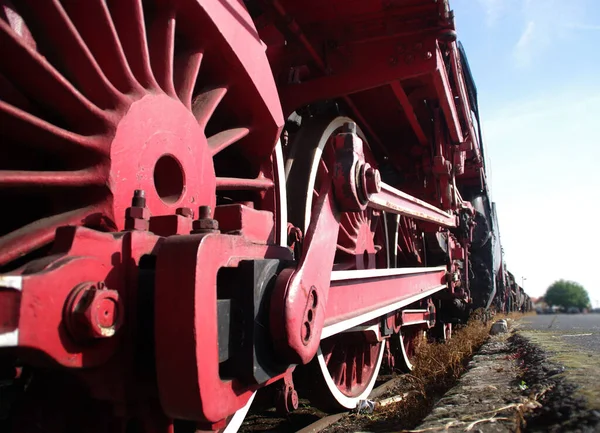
[359,312,524,430]
[412,316,492,384]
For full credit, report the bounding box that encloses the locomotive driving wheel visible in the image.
[285,116,388,410]
[0,0,284,269]
[0,0,283,431]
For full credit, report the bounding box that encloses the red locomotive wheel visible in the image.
[0,0,284,431]
[0,0,284,270]
[285,116,387,410]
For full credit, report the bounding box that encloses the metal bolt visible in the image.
[364,167,382,195]
[425,51,433,60]
[65,282,123,342]
[192,205,219,233]
[198,205,212,219]
[132,189,146,207]
[126,189,150,231]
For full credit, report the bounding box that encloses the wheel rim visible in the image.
[0,0,282,269]
[394,327,422,372]
[286,116,387,409]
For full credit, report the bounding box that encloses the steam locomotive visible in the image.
[0,0,528,431]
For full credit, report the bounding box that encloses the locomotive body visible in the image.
[0,0,527,431]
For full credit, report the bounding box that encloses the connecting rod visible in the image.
[369,182,457,228]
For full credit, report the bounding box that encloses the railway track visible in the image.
[239,314,498,433]
[239,375,408,433]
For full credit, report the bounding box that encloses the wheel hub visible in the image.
[346,213,378,270]
[109,94,215,227]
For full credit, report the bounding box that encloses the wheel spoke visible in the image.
[16,0,124,109]
[107,0,158,89]
[346,212,360,229]
[0,101,108,155]
[0,19,109,129]
[192,86,228,128]
[0,169,103,188]
[216,177,275,191]
[208,127,250,156]
[318,158,329,177]
[174,50,203,109]
[337,223,354,245]
[336,245,356,256]
[148,7,176,97]
[61,0,141,94]
[0,72,35,113]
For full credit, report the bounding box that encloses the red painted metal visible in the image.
[389,81,429,147]
[280,36,438,115]
[0,226,158,370]
[154,233,292,423]
[369,183,458,227]
[323,267,447,336]
[432,44,464,145]
[332,123,371,212]
[270,180,340,365]
[0,0,282,269]
[0,0,287,431]
[400,309,433,327]
[214,204,276,244]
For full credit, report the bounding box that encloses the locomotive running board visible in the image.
[321,266,448,339]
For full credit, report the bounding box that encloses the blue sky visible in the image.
[451,0,600,304]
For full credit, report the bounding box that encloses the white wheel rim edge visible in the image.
[315,340,386,409]
[223,392,257,433]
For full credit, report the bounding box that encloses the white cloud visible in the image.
[508,0,589,69]
[477,0,505,25]
[513,21,536,67]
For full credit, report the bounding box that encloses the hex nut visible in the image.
[126,206,151,220]
[65,283,123,342]
[192,218,219,232]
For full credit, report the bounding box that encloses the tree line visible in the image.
[543,280,590,310]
